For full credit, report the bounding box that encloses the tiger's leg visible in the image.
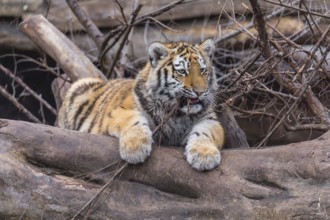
[185,115,224,171]
[108,108,153,164]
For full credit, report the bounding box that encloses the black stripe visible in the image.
[167,82,177,86]
[69,82,103,106]
[163,92,173,99]
[92,81,132,132]
[75,98,98,130]
[76,86,103,130]
[164,68,168,87]
[193,132,200,136]
[73,100,90,130]
[86,84,116,132]
[157,69,162,88]
[131,121,139,127]
[134,81,155,121]
[202,132,210,138]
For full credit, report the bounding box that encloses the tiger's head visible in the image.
[138,39,217,115]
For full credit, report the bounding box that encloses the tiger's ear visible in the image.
[198,39,215,58]
[148,42,169,67]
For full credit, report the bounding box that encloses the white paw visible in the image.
[185,145,221,171]
[119,128,152,164]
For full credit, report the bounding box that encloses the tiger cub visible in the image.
[56,39,224,171]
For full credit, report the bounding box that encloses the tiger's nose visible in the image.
[193,89,207,97]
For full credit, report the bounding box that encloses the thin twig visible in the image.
[264,0,330,19]
[216,3,295,44]
[66,0,104,48]
[71,163,127,220]
[248,0,330,147]
[99,26,127,72]
[134,0,186,24]
[293,25,330,81]
[0,64,57,115]
[106,3,143,78]
[117,0,139,78]
[226,51,262,89]
[146,16,184,33]
[66,0,112,68]
[114,0,128,25]
[153,99,180,146]
[0,85,41,123]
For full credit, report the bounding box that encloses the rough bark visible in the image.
[0,118,329,219]
[218,105,250,148]
[18,14,105,81]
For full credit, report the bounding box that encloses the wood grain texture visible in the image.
[19,14,105,81]
[0,118,329,219]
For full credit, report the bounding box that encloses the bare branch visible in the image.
[264,0,330,19]
[0,64,57,115]
[106,3,144,78]
[19,15,105,81]
[66,0,113,71]
[0,85,41,123]
[71,163,127,219]
[135,0,186,24]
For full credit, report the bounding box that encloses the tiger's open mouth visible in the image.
[180,97,202,107]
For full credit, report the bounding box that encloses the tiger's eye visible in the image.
[177,69,186,75]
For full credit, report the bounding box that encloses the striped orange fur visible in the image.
[57,39,224,171]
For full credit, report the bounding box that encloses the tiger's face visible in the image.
[146,39,217,114]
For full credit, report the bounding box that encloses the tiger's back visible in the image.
[57,78,136,135]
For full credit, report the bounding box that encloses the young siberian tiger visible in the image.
[56,39,224,171]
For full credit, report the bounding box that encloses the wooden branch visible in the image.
[18,14,105,82]
[106,3,143,78]
[0,64,57,115]
[217,104,249,148]
[66,0,113,68]
[66,0,105,49]
[248,0,330,146]
[0,86,41,123]
[0,118,329,219]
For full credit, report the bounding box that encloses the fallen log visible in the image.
[0,118,329,219]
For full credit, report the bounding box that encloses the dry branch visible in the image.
[106,3,143,78]
[19,14,105,82]
[66,0,113,68]
[245,0,330,146]
[0,64,57,115]
[0,87,41,123]
[66,0,106,49]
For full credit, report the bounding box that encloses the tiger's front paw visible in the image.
[119,127,152,164]
[185,144,221,171]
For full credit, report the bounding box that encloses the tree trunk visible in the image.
[0,118,329,219]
